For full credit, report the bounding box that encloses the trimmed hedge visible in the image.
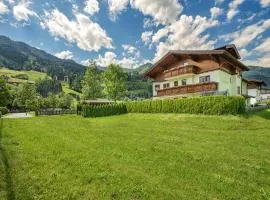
[125,96,246,115]
[0,107,8,115]
[82,104,127,118]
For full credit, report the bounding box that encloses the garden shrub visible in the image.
[0,107,8,115]
[125,96,246,115]
[82,103,127,118]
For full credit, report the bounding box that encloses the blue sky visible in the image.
[0,0,269,68]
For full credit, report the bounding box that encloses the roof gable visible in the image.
[214,44,241,59]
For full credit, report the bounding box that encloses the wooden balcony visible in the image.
[164,65,198,79]
[157,82,218,97]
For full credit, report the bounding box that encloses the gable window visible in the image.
[155,84,160,91]
[174,81,178,87]
[163,83,170,89]
[199,75,211,83]
[182,79,187,86]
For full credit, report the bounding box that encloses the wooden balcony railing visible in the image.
[164,65,198,79]
[157,82,218,97]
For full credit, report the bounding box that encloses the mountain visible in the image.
[242,66,270,88]
[0,35,86,79]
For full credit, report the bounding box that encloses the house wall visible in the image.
[248,88,260,105]
[153,69,243,97]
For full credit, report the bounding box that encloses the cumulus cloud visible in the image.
[254,37,270,53]
[152,15,219,60]
[227,0,245,21]
[84,0,99,15]
[41,9,113,52]
[141,31,153,44]
[93,51,142,69]
[258,0,270,7]
[13,0,37,21]
[244,55,270,67]
[130,0,183,25]
[151,28,169,44]
[55,50,73,60]
[108,0,129,21]
[0,0,9,14]
[219,19,270,49]
[210,7,223,19]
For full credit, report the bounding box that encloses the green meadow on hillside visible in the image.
[1,111,270,199]
[0,68,48,82]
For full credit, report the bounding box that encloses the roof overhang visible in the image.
[144,49,248,78]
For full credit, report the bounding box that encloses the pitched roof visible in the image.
[144,47,248,77]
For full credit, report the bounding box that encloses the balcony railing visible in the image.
[157,82,218,97]
[164,65,198,79]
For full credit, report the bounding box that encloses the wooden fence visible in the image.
[37,109,77,116]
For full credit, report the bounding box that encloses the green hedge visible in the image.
[0,107,8,115]
[125,96,246,115]
[82,104,127,118]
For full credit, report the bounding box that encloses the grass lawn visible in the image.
[0,111,270,199]
[62,82,82,97]
[0,68,47,82]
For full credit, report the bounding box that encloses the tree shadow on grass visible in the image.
[0,119,15,200]
[242,109,270,120]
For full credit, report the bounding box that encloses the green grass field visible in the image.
[0,68,48,82]
[1,111,270,199]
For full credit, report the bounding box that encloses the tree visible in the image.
[0,77,10,107]
[103,64,127,101]
[14,83,39,110]
[81,61,102,100]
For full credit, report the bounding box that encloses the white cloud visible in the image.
[141,31,153,44]
[152,28,169,43]
[143,18,155,28]
[258,0,270,8]
[215,0,225,5]
[95,51,117,67]
[84,0,99,15]
[227,0,245,21]
[0,0,9,14]
[130,0,183,25]
[94,51,141,69]
[41,9,113,52]
[153,15,219,60]
[55,50,73,60]
[210,7,223,19]
[13,0,37,21]
[244,55,270,67]
[108,0,129,21]
[254,37,270,53]
[220,19,270,49]
[122,44,140,58]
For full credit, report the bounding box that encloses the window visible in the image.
[174,81,178,87]
[155,84,160,91]
[237,86,241,95]
[163,83,170,89]
[182,79,187,86]
[199,75,210,83]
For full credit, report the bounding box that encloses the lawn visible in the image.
[0,111,270,199]
[0,68,47,82]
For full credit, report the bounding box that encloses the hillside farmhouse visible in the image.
[144,44,251,99]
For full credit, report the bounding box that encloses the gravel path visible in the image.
[3,113,34,118]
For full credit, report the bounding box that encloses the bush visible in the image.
[0,107,8,115]
[125,96,246,115]
[12,74,29,80]
[82,103,127,118]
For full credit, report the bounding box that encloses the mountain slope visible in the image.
[242,66,270,87]
[0,35,85,78]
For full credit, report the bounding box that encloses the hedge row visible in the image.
[125,96,246,115]
[82,104,127,118]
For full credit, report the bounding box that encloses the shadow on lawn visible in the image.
[0,119,15,200]
[243,109,270,120]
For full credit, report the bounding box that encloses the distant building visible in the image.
[144,44,249,99]
[243,79,268,105]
